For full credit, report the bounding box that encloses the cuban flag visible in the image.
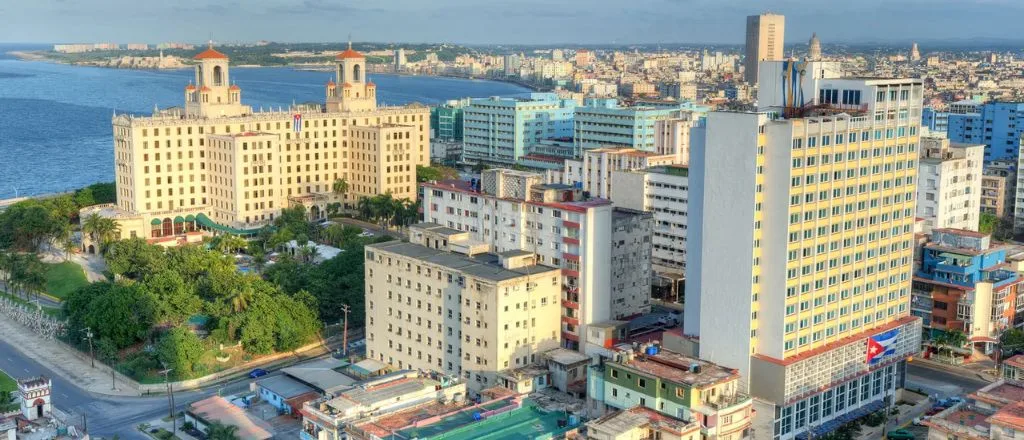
[866,329,900,364]
[293,113,302,133]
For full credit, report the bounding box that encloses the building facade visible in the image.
[611,166,689,299]
[462,93,576,164]
[563,147,679,200]
[686,61,924,439]
[429,99,468,142]
[912,229,1021,356]
[588,344,754,440]
[982,160,1016,219]
[87,45,428,250]
[947,102,1024,161]
[743,13,785,85]
[915,136,983,232]
[573,98,693,156]
[421,169,654,351]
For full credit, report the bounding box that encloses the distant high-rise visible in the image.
[743,13,785,84]
[808,32,822,60]
[910,42,921,61]
[393,47,406,72]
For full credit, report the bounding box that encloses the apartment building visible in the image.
[588,343,754,440]
[421,169,654,352]
[84,44,428,250]
[563,147,678,199]
[685,60,923,439]
[912,229,1021,357]
[612,165,690,300]
[462,93,576,164]
[363,231,561,394]
[915,136,983,232]
[586,406,701,440]
[982,160,1016,218]
[573,98,692,156]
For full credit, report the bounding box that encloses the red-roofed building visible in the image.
[1003,354,1024,381]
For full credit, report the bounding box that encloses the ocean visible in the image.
[0,44,529,199]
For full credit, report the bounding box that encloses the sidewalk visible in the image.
[912,357,999,383]
[856,396,933,439]
[0,314,140,397]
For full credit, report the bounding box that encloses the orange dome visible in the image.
[342,82,353,88]
[366,82,376,87]
[337,48,364,59]
[194,47,228,60]
[229,84,240,91]
[185,84,196,91]
[327,80,336,87]
[200,86,211,92]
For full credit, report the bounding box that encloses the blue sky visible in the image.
[2,0,1022,45]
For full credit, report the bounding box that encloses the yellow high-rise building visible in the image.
[83,44,428,250]
[685,61,923,439]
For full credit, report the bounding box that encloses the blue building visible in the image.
[462,93,575,164]
[911,228,1021,354]
[922,107,949,133]
[946,102,1024,161]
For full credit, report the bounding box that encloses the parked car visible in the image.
[358,230,375,237]
[912,416,930,426]
[925,407,944,416]
[248,368,268,378]
[886,429,915,439]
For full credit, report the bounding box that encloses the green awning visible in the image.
[151,218,162,225]
[184,214,195,222]
[173,216,185,224]
[195,213,264,236]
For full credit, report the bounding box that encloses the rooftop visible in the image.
[281,359,356,394]
[991,401,1024,431]
[617,347,739,388]
[188,396,272,439]
[410,222,465,237]
[368,241,559,283]
[544,348,590,366]
[1004,354,1024,370]
[256,374,316,399]
[588,406,698,436]
[972,380,1024,405]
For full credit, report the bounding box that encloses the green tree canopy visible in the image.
[106,238,168,280]
[156,326,205,379]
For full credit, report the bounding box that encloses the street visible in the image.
[0,337,258,439]
[906,362,990,399]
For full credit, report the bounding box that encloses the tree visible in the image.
[934,330,968,357]
[156,326,205,379]
[332,178,350,208]
[215,234,248,255]
[11,254,46,302]
[1001,329,1024,357]
[81,212,120,253]
[205,422,240,440]
[106,238,167,280]
[58,223,77,261]
[143,270,202,326]
[0,200,64,251]
[980,212,998,235]
[416,164,459,183]
[65,282,156,349]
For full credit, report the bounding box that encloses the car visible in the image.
[886,429,915,439]
[248,368,268,378]
[912,416,930,426]
[925,407,944,416]
[358,230,375,237]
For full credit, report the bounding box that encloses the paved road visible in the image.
[906,362,990,399]
[0,337,259,439]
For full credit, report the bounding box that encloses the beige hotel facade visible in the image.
[82,44,429,250]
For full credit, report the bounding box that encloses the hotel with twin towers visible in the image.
[81,43,429,250]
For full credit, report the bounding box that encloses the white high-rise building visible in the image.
[686,60,924,440]
[915,136,983,232]
[422,169,653,352]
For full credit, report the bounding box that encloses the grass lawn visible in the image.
[44,261,89,299]
[0,369,15,393]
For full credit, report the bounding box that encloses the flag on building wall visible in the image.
[866,329,900,364]
[293,113,302,133]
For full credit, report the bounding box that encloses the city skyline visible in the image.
[3,0,1024,45]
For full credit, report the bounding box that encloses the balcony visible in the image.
[563,220,580,229]
[562,299,580,309]
[562,316,580,326]
[563,236,580,245]
[934,260,972,275]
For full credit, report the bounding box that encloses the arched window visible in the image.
[213,66,223,86]
[338,64,345,83]
[353,64,361,82]
[162,218,173,237]
[196,66,203,86]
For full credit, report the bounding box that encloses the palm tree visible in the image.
[58,223,76,261]
[228,285,254,314]
[216,234,248,255]
[299,245,319,264]
[251,251,267,274]
[332,178,349,208]
[0,252,13,294]
[82,213,119,253]
[356,197,373,222]
[205,422,241,440]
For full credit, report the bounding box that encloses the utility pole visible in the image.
[159,368,174,418]
[82,327,95,368]
[341,304,351,356]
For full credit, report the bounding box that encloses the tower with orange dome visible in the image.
[326,42,377,112]
[185,43,251,118]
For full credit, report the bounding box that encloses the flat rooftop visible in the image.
[588,406,698,435]
[391,399,574,440]
[618,347,739,388]
[368,241,558,282]
[974,380,1024,404]
[411,222,465,237]
[991,401,1024,430]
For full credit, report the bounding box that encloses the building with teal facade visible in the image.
[462,93,576,164]
[430,98,469,142]
[573,98,703,155]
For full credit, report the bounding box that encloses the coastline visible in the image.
[7,51,547,91]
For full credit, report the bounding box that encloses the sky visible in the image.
[2,0,1023,45]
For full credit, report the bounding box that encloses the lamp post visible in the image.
[159,367,176,434]
[341,304,351,356]
[81,327,95,368]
